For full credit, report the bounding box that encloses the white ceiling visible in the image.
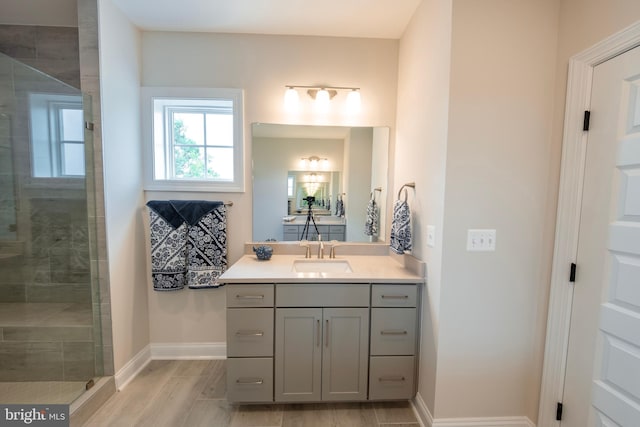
[110,0,422,39]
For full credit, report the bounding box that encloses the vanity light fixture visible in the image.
[299,155,329,170]
[283,85,361,113]
[284,86,300,112]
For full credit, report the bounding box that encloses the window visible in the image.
[287,175,295,198]
[142,87,244,192]
[29,93,85,178]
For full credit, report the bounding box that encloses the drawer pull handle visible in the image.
[379,376,405,382]
[381,295,409,299]
[235,330,264,337]
[381,330,408,335]
[236,378,264,385]
[236,294,264,299]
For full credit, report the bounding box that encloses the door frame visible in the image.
[538,21,640,426]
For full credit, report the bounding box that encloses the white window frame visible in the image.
[29,92,85,180]
[142,87,245,192]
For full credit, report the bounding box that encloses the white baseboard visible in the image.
[115,345,151,391]
[412,392,535,427]
[149,342,227,360]
[115,342,226,391]
[433,417,534,427]
[413,392,434,427]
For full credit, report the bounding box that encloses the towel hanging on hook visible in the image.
[390,183,414,254]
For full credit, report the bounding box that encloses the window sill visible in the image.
[143,180,245,193]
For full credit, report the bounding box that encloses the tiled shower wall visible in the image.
[0,21,108,381]
[0,25,80,89]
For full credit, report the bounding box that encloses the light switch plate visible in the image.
[466,229,496,251]
[427,225,435,248]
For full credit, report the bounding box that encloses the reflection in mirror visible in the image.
[252,123,389,243]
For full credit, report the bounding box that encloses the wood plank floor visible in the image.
[83,360,421,427]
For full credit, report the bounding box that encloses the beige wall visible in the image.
[396,0,452,415]
[436,0,560,420]
[98,0,147,373]
[141,32,399,345]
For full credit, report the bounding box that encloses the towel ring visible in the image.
[397,182,415,201]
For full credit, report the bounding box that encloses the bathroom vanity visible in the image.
[282,216,346,241]
[219,243,425,404]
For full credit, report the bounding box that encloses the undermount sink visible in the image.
[292,259,353,273]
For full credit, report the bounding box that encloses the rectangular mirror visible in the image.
[252,123,389,243]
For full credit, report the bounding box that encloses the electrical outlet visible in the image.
[427,225,435,248]
[466,229,496,251]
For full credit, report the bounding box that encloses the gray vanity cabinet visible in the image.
[226,282,420,403]
[274,283,370,402]
[282,224,346,241]
[369,284,419,400]
[275,307,369,402]
[226,284,275,403]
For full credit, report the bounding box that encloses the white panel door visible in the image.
[562,46,640,426]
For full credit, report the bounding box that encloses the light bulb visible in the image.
[346,89,361,114]
[284,87,299,112]
[315,89,330,113]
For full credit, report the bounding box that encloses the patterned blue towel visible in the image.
[147,201,227,291]
[364,198,378,237]
[390,199,411,254]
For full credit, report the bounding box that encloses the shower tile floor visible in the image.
[0,303,95,404]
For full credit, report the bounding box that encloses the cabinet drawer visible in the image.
[227,284,274,307]
[370,308,416,356]
[283,225,299,233]
[369,356,415,400]
[316,225,330,234]
[276,283,369,307]
[227,308,274,357]
[371,285,417,307]
[227,357,273,403]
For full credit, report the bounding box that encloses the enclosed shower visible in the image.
[0,52,104,405]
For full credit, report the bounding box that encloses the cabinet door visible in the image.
[275,308,322,402]
[321,307,369,401]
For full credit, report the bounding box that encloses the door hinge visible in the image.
[85,121,94,131]
[556,402,563,421]
[583,110,591,131]
[569,263,577,283]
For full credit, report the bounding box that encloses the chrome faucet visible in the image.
[300,240,311,258]
[317,235,324,259]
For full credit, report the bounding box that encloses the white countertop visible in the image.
[219,253,425,284]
